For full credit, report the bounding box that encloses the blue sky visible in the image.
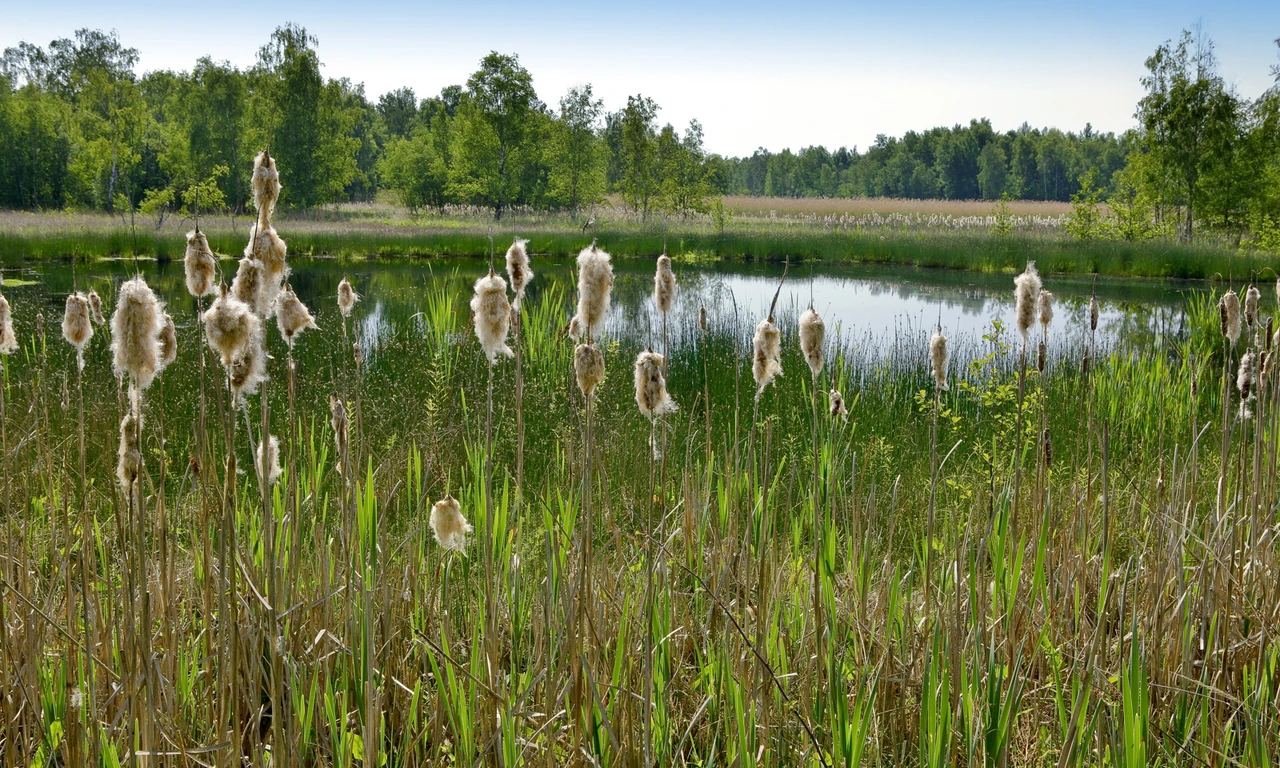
[4,0,1278,155]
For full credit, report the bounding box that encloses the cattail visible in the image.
[247,223,289,285]
[634,350,678,418]
[0,292,16,355]
[203,285,258,366]
[1089,296,1099,332]
[275,284,317,348]
[930,328,948,391]
[35,312,43,338]
[116,402,142,490]
[184,230,217,298]
[1245,285,1260,327]
[829,389,848,419]
[251,149,282,225]
[1042,428,1053,468]
[1037,340,1047,373]
[1037,290,1054,332]
[654,254,676,315]
[1220,290,1242,346]
[430,495,472,552]
[1268,317,1275,352]
[256,435,282,486]
[574,343,605,399]
[88,289,105,326]
[470,272,514,363]
[157,312,177,372]
[62,293,93,362]
[229,329,267,401]
[232,257,271,317]
[1014,262,1041,346]
[1262,350,1273,391]
[505,238,533,309]
[798,308,825,377]
[699,306,708,331]
[1238,350,1256,418]
[337,277,359,318]
[571,243,613,341]
[330,396,349,467]
[111,277,164,390]
[752,318,782,397]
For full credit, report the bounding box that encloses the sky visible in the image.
[3,0,1279,157]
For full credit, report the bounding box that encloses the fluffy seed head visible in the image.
[229,328,267,401]
[87,289,105,325]
[0,293,17,355]
[1238,350,1255,401]
[117,404,142,490]
[275,284,317,348]
[574,343,605,399]
[1245,285,1260,327]
[1037,290,1054,331]
[829,389,848,419]
[203,285,259,366]
[634,350,678,419]
[1089,296,1099,332]
[157,312,177,372]
[247,223,289,289]
[1014,262,1042,345]
[654,254,676,315]
[111,277,164,389]
[257,435,282,486]
[1037,340,1047,373]
[930,328,948,391]
[573,244,613,341]
[251,150,281,225]
[184,230,217,298]
[1220,290,1242,345]
[337,277,359,318]
[63,293,94,357]
[798,308,825,377]
[430,495,472,552]
[470,272,514,363]
[330,396,349,465]
[752,318,783,397]
[505,238,533,309]
[699,306,708,331]
[232,257,272,316]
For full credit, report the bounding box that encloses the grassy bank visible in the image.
[2,204,1274,281]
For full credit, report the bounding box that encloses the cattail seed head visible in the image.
[35,312,43,338]
[1014,262,1041,345]
[229,328,267,401]
[231,257,272,317]
[654,254,676,315]
[470,272,514,363]
[1238,350,1255,402]
[184,230,217,298]
[0,293,16,355]
[1042,428,1052,468]
[157,312,177,372]
[505,238,533,309]
[699,306,708,331]
[87,289,105,326]
[1220,290,1242,345]
[752,318,783,397]
[1082,354,1091,376]
[1037,289,1054,332]
[203,285,259,366]
[572,244,613,341]
[257,435,282,486]
[330,396,349,465]
[1089,296,1099,332]
[251,150,281,226]
[337,277,359,318]
[798,308,825,377]
[62,293,94,358]
[1037,340,1047,373]
[930,328,949,391]
[247,223,289,299]
[1267,317,1274,352]
[275,284,317,348]
[117,404,143,491]
[430,495,472,552]
[1245,285,1260,328]
[829,389,848,419]
[111,277,164,390]
[634,350,678,418]
[574,343,605,399]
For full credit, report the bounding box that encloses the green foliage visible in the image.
[1066,167,1107,241]
[378,131,448,214]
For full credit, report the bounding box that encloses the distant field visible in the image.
[722,195,1077,216]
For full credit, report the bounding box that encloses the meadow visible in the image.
[0,167,1277,766]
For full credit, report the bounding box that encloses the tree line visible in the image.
[1,24,1277,242]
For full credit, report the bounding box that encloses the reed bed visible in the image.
[0,189,1277,768]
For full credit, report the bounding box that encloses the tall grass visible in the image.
[0,253,1276,766]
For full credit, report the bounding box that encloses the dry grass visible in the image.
[722,195,1078,216]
